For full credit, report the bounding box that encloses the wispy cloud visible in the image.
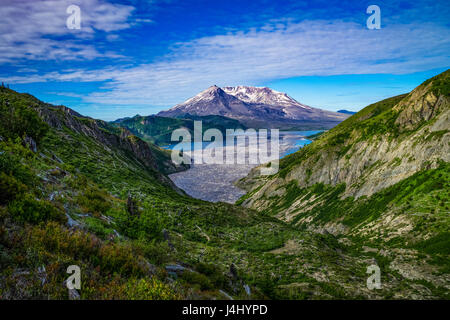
[8,18,449,107]
[0,0,135,62]
[2,0,449,115]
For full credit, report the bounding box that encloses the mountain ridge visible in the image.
[157,85,349,129]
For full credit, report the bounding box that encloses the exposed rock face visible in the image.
[240,71,449,216]
[285,112,449,200]
[157,85,348,129]
[394,82,447,130]
[23,135,37,153]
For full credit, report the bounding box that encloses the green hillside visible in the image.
[112,114,247,146]
[238,70,450,298]
[1,70,449,300]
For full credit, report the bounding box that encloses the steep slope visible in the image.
[237,70,450,295]
[240,71,449,203]
[39,105,186,176]
[157,85,348,129]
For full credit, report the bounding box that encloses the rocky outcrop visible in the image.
[23,135,37,153]
[394,82,447,130]
[241,70,450,213]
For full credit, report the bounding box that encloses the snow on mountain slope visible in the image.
[157,85,349,129]
[222,86,311,109]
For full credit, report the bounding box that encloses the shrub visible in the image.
[97,244,146,276]
[414,232,450,255]
[8,194,64,224]
[0,89,49,143]
[25,222,147,276]
[181,271,213,291]
[77,187,111,216]
[0,172,27,204]
[83,217,114,239]
[124,278,179,300]
[195,262,227,288]
[0,141,36,186]
[117,204,168,241]
[133,239,173,265]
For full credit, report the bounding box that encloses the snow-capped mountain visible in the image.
[157,85,349,129]
[222,86,310,109]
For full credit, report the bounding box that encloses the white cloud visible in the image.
[0,0,134,62]
[4,18,450,108]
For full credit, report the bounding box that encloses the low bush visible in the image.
[181,271,213,291]
[77,186,111,216]
[8,194,64,224]
[0,172,27,205]
[124,278,179,300]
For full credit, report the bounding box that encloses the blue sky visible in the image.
[1,0,449,120]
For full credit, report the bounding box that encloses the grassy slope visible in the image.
[277,93,408,179]
[1,87,357,299]
[237,70,450,298]
[0,87,256,299]
[1,81,449,300]
[277,70,450,180]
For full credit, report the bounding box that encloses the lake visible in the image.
[164,130,321,203]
